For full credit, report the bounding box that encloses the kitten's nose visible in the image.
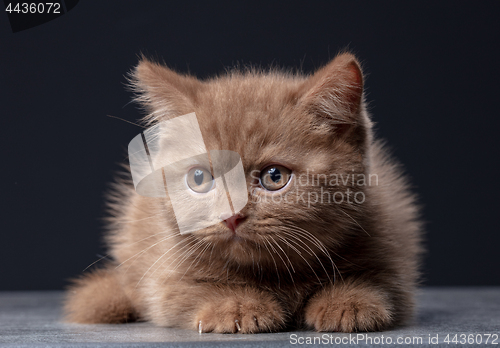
[223,214,246,232]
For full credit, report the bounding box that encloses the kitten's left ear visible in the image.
[299,53,371,150]
[300,52,365,124]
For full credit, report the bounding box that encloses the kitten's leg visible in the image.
[304,279,396,332]
[148,282,286,333]
[63,267,136,324]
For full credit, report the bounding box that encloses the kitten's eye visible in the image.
[260,165,292,191]
[186,167,214,193]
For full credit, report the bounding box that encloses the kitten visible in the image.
[64,52,422,333]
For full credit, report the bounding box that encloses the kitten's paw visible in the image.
[305,286,393,332]
[194,292,286,333]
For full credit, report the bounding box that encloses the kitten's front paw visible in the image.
[194,292,286,333]
[305,285,393,332]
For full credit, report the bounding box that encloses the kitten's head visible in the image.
[131,53,372,273]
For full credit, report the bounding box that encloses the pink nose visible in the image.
[223,214,246,232]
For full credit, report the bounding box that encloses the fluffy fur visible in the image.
[64,52,423,333]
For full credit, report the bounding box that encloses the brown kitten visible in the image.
[64,52,423,333]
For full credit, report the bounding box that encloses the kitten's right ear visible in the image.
[130,57,202,123]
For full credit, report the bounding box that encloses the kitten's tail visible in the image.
[63,265,137,324]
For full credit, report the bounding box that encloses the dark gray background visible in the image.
[1,1,499,290]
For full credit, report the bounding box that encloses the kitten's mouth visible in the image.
[229,233,245,242]
[196,215,259,245]
[196,224,246,241]
[200,221,250,244]
[221,224,247,241]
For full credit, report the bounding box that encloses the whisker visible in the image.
[339,208,371,237]
[168,239,206,276]
[276,234,324,285]
[107,114,146,128]
[82,254,110,272]
[116,234,179,272]
[135,236,196,288]
[265,236,295,284]
[178,240,211,282]
[280,229,333,284]
[262,238,280,288]
[192,241,212,271]
[82,229,173,272]
[115,212,166,224]
[153,238,206,286]
[281,224,330,254]
[280,224,341,281]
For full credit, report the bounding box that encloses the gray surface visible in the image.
[0,288,499,347]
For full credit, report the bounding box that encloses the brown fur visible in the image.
[63,52,423,333]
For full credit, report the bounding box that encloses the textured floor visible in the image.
[0,288,499,347]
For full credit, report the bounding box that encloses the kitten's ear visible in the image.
[131,57,202,122]
[300,52,364,124]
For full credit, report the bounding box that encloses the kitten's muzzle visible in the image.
[222,214,246,232]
